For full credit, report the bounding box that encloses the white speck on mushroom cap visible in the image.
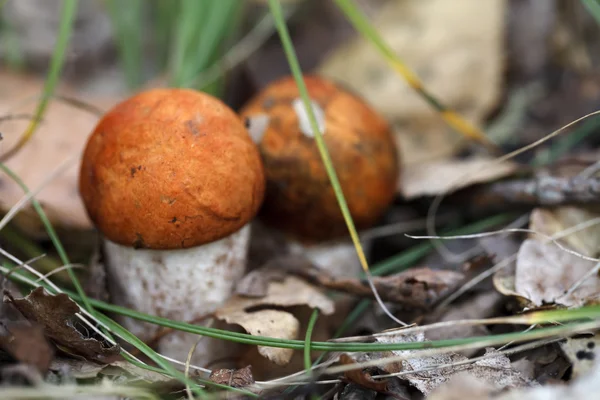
[245,114,270,144]
[292,97,326,138]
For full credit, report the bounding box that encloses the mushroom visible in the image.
[241,75,399,277]
[79,88,265,365]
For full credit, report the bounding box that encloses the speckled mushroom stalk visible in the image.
[241,75,399,278]
[79,88,265,366]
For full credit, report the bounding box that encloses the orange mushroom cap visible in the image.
[79,88,265,250]
[240,75,399,242]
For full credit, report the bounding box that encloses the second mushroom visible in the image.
[241,75,399,277]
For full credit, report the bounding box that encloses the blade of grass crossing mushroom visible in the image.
[0,0,78,162]
[267,0,407,327]
[332,0,498,153]
[582,0,600,25]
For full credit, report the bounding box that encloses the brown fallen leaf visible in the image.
[319,0,504,165]
[5,287,121,363]
[530,207,600,258]
[0,322,54,373]
[270,257,464,308]
[209,365,255,388]
[339,354,389,393]
[215,276,334,366]
[400,156,519,199]
[0,68,120,236]
[515,239,600,307]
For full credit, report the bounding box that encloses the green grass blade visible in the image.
[582,0,600,25]
[332,0,497,152]
[94,314,210,399]
[186,0,240,87]
[0,163,94,314]
[267,0,371,278]
[105,0,144,89]
[304,309,319,373]
[0,0,78,161]
[168,0,206,87]
[370,213,515,276]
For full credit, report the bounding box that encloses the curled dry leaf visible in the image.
[5,287,121,363]
[318,0,504,166]
[400,156,519,199]
[209,365,255,388]
[529,207,600,258]
[0,323,54,373]
[0,69,119,236]
[215,276,334,366]
[316,267,464,308]
[262,256,464,308]
[376,332,533,395]
[515,239,600,307]
[339,354,389,394]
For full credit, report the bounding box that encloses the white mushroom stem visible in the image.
[103,224,251,367]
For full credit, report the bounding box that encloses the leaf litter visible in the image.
[5,1,600,398]
[215,275,334,366]
[5,287,121,363]
[373,332,535,396]
[0,69,119,236]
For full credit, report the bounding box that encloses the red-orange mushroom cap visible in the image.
[240,75,399,242]
[79,88,265,250]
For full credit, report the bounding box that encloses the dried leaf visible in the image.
[215,276,334,365]
[6,287,121,363]
[560,336,600,379]
[377,333,533,395]
[209,365,255,388]
[319,0,504,165]
[515,239,600,307]
[0,69,119,235]
[530,207,600,258]
[339,354,389,393]
[0,323,54,372]
[400,156,519,199]
[235,268,287,298]
[274,257,464,308]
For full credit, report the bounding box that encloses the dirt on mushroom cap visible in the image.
[240,75,399,242]
[79,88,265,250]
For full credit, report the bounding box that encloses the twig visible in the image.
[468,175,600,208]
